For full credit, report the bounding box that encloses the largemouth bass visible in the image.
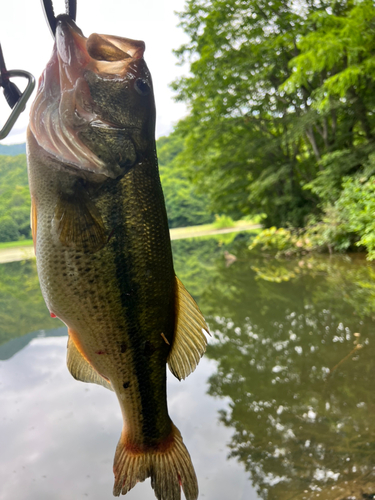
[26,15,209,500]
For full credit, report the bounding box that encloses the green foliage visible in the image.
[250,173,375,259]
[0,154,31,242]
[172,0,375,235]
[0,239,33,249]
[157,131,214,228]
[283,1,375,108]
[245,213,267,225]
[249,227,295,253]
[0,216,20,242]
[213,214,235,229]
[0,137,214,244]
[249,204,353,256]
[304,206,352,252]
[282,0,375,207]
[335,176,375,259]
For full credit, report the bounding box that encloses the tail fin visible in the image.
[113,423,198,500]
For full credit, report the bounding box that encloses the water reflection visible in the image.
[174,241,375,500]
[0,334,257,500]
[1,237,375,499]
[0,259,60,346]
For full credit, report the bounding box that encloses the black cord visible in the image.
[41,0,57,37]
[66,0,77,23]
[0,43,22,109]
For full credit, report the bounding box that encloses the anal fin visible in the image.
[67,331,113,391]
[167,276,210,381]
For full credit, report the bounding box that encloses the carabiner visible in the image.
[41,0,77,38]
[0,70,35,140]
[0,43,35,140]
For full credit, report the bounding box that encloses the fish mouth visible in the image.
[29,15,149,179]
[55,15,145,81]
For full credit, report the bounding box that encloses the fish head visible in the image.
[29,15,156,179]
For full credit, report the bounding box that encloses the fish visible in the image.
[26,14,209,500]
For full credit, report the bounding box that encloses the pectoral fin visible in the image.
[54,185,107,252]
[67,332,113,391]
[167,276,210,381]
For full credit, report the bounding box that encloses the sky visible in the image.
[0,0,189,144]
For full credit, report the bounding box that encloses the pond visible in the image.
[1,235,375,500]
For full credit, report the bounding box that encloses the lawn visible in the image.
[0,239,33,249]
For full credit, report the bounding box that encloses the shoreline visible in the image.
[0,222,261,264]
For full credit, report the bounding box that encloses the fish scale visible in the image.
[27,15,209,500]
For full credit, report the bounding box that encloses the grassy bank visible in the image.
[0,220,261,253]
[0,239,33,249]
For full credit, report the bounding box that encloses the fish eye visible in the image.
[134,79,150,96]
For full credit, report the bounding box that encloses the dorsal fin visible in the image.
[167,276,210,381]
[67,332,113,391]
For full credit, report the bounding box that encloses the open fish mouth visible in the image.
[29,15,151,179]
[56,15,145,80]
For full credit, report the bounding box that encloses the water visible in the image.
[1,235,375,500]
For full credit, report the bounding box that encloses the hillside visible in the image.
[0,143,26,156]
[0,134,213,243]
[0,154,30,242]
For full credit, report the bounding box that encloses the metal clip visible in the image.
[41,0,77,38]
[0,70,36,140]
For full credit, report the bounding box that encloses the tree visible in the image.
[0,216,19,242]
[283,0,375,203]
[0,154,31,242]
[157,132,214,228]
[172,0,375,227]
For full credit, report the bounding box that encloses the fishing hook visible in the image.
[0,43,35,140]
[41,0,77,38]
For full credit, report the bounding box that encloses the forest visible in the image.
[0,0,374,258]
[0,140,213,243]
[0,153,31,242]
[170,0,375,258]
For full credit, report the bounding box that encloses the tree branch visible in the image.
[305,126,321,162]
